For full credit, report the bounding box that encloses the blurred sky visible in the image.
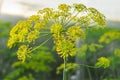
[0,0,120,21]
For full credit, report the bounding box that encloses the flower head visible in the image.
[95,57,110,68]
[17,45,30,62]
[67,26,85,41]
[58,4,70,12]
[88,8,106,26]
[73,4,86,12]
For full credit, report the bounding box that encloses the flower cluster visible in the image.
[58,4,70,12]
[7,15,46,62]
[17,45,30,62]
[50,23,85,57]
[67,26,85,41]
[7,3,106,61]
[56,63,79,74]
[114,48,120,57]
[7,20,31,48]
[73,4,87,12]
[88,8,106,26]
[95,57,110,68]
[50,23,64,38]
[77,16,91,26]
[27,30,40,43]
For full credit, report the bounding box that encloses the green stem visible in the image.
[38,33,50,38]
[28,36,52,53]
[63,57,67,80]
[40,32,50,34]
[64,12,80,27]
[78,64,95,68]
[87,67,92,80]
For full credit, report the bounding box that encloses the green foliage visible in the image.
[77,43,103,58]
[88,43,103,52]
[18,74,35,80]
[4,47,55,80]
[99,31,120,44]
[0,20,11,37]
[56,63,79,74]
[114,48,120,57]
[13,47,55,72]
[3,68,24,80]
[81,27,120,79]
[0,20,15,79]
[77,44,88,58]
[103,78,120,80]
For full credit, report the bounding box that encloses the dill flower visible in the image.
[88,8,106,26]
[27,30,40,43]
[50,23,64,38]
[114,49,120,57]
[73,4,87,12]
[34,22,45,30]
[95,57,110,68]
[7,37,16,48]
[56,39,76,57]
[28,15,40,22]
[66,26,85,41]
[77,16,91,26]
[58,4,70,12]
[7,3,106,61]
[17,45,30,62]
[38,8,53,14]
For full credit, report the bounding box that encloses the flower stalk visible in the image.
[63,57,67,80]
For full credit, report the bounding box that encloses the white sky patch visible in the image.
[0,0,120,21]
[1,0,23,15]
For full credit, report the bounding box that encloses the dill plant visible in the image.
[7,3,107,80]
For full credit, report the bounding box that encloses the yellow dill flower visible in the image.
[17,28,28,42]
[38,8,53,14]
[51,11,61,19]
[37,8,53,20]
[7,38,16,48]
[10,21,31,42]
[58,4,70,12]
[17,45,29,62]
[56,39,76,57]
[95,57,110,68]
[7,3,106,62]
[77,16,91,26]
[66,26,85,41]
[73,4,86,12]
[7,33,21,48]
[114,49,120,57]
[27,30,40,43]
[9,20,31,44]
[28,15,40,22]
[34,22,45,30]
[88,8,106,26]
[50,23,64,37]
[9,20,24,36]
